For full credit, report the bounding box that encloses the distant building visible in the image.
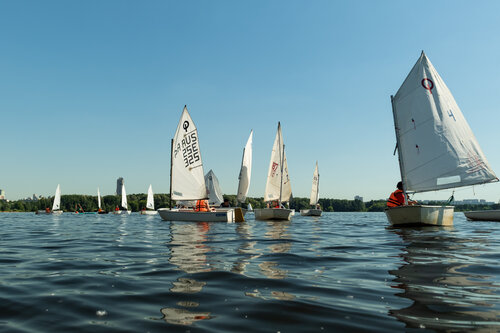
[116,177,124,195]
[0,189,5,200]
[354,195,363,202]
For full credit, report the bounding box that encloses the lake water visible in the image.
[1,212,499,332]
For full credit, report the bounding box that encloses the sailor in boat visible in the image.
[194,199,214,212]
[45,207,51,213]
[220,198,231,207]
[115,205,119,212]
[387,182,417,207]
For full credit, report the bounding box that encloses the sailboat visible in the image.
[36,184,63,215]
[97,187,108,214]
[157,106,241,222]
[237,130,253,208]
[386,52,498,226]
[205,170,224,206]
[140,184,157,215]
[114,184,131,215]
[254,122,294,221]
[300,161,322,216]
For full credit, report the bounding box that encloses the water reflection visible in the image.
[231,221,257,275]
[164,221,212,326]
[389,227,500,331]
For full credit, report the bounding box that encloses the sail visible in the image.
[392,52,497,193]
[204,170,223,206]
[97,188,101,209]
[264,122,292,202]
[121,184,128,210]
[171,106,207,201]
[247,203,253,211]
[146,184,154,210]
[52,184,61,211]
[237,130,253,203]
[309,162,320,206]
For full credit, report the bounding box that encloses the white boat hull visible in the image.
[113,210,131,215]
[300,209,322,216]
[464,210,500,222]
[140,210,158,215]
[158,208,235,222]
[36,210,63,215]
[385,205,454,226]
[254,208,293,221]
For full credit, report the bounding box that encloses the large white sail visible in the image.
[264,122,292,203]
[171,106,207,201]
[121,184,128,210]
[393,52,497,193]
[309,162,319,206]
[97,187,101,209]
[146,184,154,210]
[52,184,61,211]
[205,170,223,206]
[237,130,253,203]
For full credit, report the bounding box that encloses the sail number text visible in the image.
[181,132,200,167]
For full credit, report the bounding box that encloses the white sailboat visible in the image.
[237,130,253,205]
[205,170,224,206]
[36,184,63,215]
[254,122,294,221]
[386,52,498,226]
[141,184,158,215]
[158,106,239,222]
[300,161,322,216]
[114,184,131,215]
[97,187,107,214]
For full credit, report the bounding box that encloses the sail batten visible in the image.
[392,53,497,194]
[171,106,208,201]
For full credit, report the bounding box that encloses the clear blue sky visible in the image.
[1,0,499,202]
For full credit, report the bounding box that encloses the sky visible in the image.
[1,0,500,202]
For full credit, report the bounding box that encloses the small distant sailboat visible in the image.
[36,184,63,215]
[97,187,108,214]
[140,184,158,215]
[237,130,253,208]
[205,170,224,206]
[300,161,322,216]
[114,184,131,215]
[158,106,240,222]
[254,122,294,221]
[386,52,498,226]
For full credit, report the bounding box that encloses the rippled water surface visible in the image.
[1,212,499,332]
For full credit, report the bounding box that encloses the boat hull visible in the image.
[385,205,454,226]
[36,210,63,215]
[158,208,235,222]
[140,210,158,215]
[464,210,500,222]
[300,209,322,216]
[113,210,131,215]
[254,208,293,221]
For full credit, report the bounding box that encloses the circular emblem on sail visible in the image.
[421,78,434,94]
[183,121,190,132]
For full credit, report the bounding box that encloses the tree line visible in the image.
[0,195,497,213]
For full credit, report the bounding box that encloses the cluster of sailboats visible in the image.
[35,51,499,226]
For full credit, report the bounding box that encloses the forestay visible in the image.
[237,130,253,203]
[171,106,207,201]
[146,184,154,210]
[392,52,497,193]
[205,170,223,206]
[264,123,292,203]
[52,184,61,211]
[121,184,128,209]
[309,162,320,206]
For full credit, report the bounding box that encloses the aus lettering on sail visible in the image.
[173,120,201,169]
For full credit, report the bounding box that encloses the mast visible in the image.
[390,95,408,205]
[169,138,173,209]
[278,122,283,207]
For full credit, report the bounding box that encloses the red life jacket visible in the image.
[195,200,209,212]
[387,189,405,207]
